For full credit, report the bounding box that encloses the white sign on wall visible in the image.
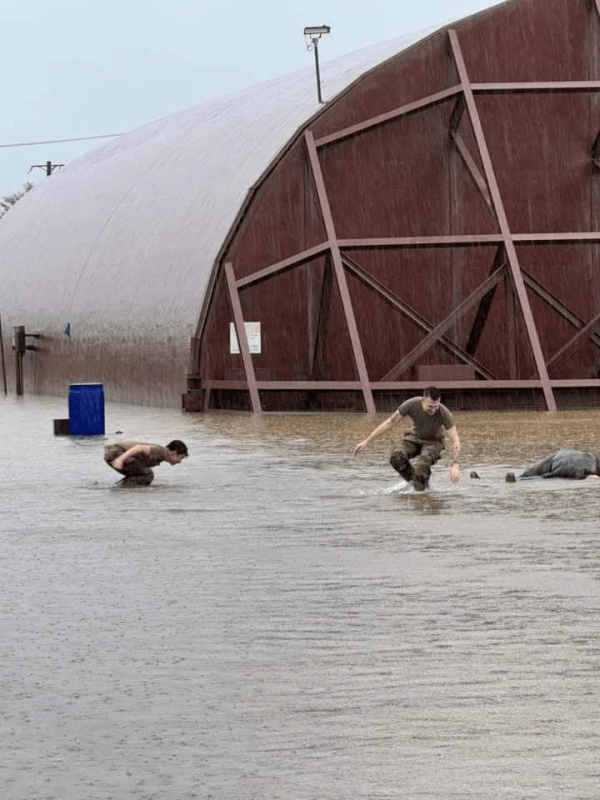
[230,321,261,354]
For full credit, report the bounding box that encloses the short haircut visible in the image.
[166,439,188,457]
[423,386,441,401]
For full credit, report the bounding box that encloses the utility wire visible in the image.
[0,133,123,149]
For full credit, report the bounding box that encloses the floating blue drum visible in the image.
[68,383,105,435]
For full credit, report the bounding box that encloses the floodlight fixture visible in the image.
[303,24,331,104]
[303,25,331,37]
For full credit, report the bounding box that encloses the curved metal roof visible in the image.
[0,1,504,379]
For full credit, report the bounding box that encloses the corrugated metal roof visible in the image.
[0,2,504,342]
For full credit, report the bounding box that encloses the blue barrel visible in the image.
[68,383,105,435]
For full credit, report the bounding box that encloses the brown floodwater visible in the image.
[3,395,600,799]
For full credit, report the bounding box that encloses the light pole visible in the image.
[28,161,64,176]
[304,25,331,104]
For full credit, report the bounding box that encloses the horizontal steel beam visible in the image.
[339,235,503,248]
[236,235,600,293]
[337,233,600,249]
[202,379,600,390]
[514,232,600,243]
[471,81,600,92]
[314,82,600,154]
[203,380,364,390]
[233,232,600,301]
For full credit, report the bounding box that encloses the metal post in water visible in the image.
[14,325,25,395]
[0,314,6,394]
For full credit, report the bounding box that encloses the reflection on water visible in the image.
[3,396,600,799]
[194,406,600,522]
[195,405,600,459]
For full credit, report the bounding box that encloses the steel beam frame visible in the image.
[304,130,376,412]
[522,270,600,350]
[202,378,600,391]
[448,29,556,409]
[381,265,506,381]
[224,262,262,414]
[545,309,600,372]
[341,253,497,380]
[202,20,600,413]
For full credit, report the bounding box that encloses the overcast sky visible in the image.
[0,0,500,198]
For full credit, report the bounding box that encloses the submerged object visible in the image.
[520,448,600,480]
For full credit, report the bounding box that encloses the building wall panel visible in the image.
[478,92,593,233]
[458,0,590,82]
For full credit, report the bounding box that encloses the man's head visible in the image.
[165,439,189,465]
[421,386,441,416]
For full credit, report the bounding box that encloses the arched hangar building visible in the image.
[2,0,600,413]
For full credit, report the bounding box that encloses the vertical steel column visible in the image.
[449,29,556,411]
[225,262,262,414]
[591,0,600,344]
[304,130,376,413]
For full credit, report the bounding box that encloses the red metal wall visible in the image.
[189,0,600,412]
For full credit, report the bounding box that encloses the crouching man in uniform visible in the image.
[104,439,188,486]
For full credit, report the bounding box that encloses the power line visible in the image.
[0,133,123,149]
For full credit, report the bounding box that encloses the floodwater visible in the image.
[3,395,600,800]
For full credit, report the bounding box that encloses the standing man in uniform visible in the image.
[104,439,188,486]
[353,386,460,490]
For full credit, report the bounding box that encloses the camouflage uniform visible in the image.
[389,398,455,489]
[104,441,168,486]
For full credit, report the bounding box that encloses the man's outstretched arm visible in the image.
[446,426,460,483]
[354,411,400,456]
